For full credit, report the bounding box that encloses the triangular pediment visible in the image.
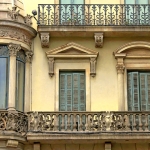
[46,42,98,57]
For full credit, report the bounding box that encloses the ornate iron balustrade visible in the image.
[28,111,150,132]
[38,4,150,26]
[0,110,28,135]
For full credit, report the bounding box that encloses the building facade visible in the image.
[0,0,150,150]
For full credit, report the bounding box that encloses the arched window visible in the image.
[0,46,9,109]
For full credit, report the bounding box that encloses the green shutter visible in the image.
[127,72,140,111]
[140,73,150,111]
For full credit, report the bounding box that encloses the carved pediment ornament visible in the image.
[40,33,50,48]
[94,33,103,48]
[8,6,20,21]
[8,43,21,56]
[46,42,99,77]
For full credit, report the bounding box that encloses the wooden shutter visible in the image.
[127,72,140,111]
[140,73,150,111]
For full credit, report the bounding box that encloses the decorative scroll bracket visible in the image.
[94,33,103,48]
[90,57,97,77]
[40,32,50,48]
[48,57,54,77]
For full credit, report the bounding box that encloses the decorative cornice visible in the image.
[8,43,21,56]
[8,7,20,21]
[94,33,103,48]
[25,51,33,63]
[116,64,125,74]
[40,32,50,48]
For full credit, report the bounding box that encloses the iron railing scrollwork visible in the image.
[37,4,150,26]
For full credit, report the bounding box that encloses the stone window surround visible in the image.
[114,41,150,111]
[46,42,99,111]
[0,43,33,112]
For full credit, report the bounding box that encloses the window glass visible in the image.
[16,50,25,112]
[0,46,9,109]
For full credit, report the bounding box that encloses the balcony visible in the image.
[1,110,150,143]
[37,4,150,38]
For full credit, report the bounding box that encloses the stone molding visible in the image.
[8,43,21,56]
[25,51,33,63]
[40,32,50,48]
[94,33,103,48]
[46,42,99,77]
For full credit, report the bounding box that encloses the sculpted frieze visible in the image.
[0,27,32,47]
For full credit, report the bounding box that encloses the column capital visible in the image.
[8,43,21,56]
[116,64,125,74]
[25,51,33,63]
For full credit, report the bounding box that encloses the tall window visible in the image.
[0,46,9,109]
[127,72,150,111]
[16,50,25,112]
[60,0,84,25]
[59,72,86,111]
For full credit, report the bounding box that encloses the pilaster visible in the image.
[7,43,21,111]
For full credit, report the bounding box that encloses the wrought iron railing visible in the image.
[38,4,150,26]
[28,111,150,132]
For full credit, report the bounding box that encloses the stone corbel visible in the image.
[116,63,125,74]
[6,140,18,148]
[25,51,33,63]
[94,33,103,48]
[90,57,97,77]
[40,32,50,48]
[48,57,54,77]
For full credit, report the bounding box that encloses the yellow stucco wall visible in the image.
[23,0,150,111]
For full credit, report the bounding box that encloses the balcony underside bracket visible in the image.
[40,32,50,48]
[94,33,103,48]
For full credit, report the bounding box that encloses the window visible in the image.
[125,0,149,25]
[16,50,25,112]
[60,0,84,25]
[59,72,86,111]
[127,71,150,111]
[0,46,9,109]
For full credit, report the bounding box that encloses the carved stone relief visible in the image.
[8,7,20,21]
[94,33,103,48]
[8,43,21,56]
[24,14,33,26]
[0,27,32,47]
[116,64,125,74]
[40,32,50,48]
[25,51,33,63]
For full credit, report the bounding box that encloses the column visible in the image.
[8,43,21,111]
[116,62,125,111]
[24,51,33,112]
